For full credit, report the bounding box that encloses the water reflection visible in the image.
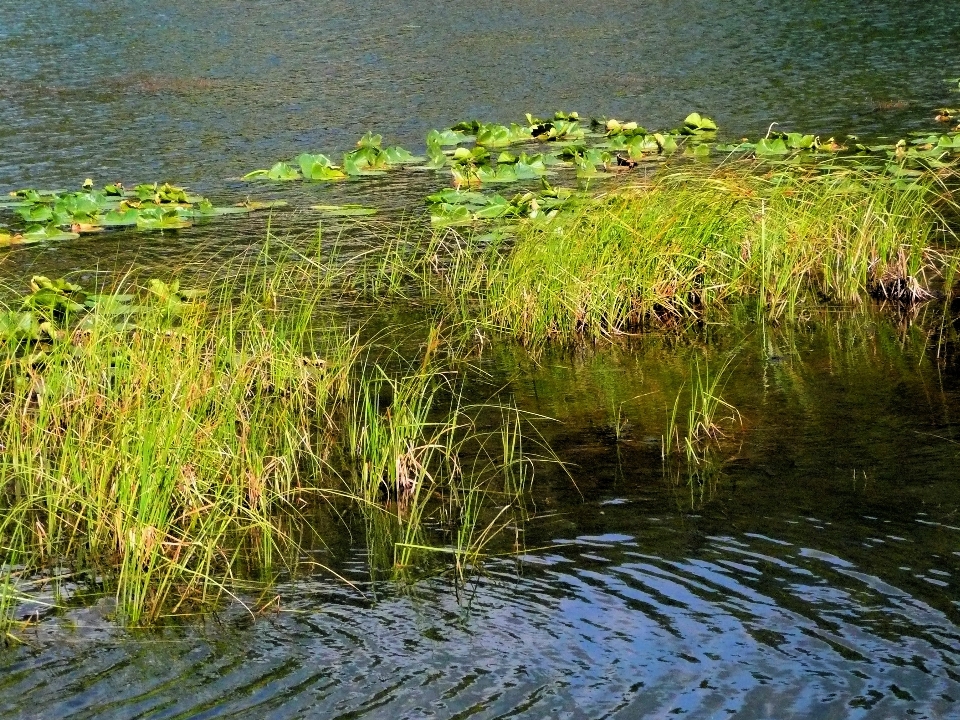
[2,509,958,718]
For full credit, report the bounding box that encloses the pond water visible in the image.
[3,1,960,719]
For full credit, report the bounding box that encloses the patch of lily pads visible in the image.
[241,103,960,231]
[427,182,574,227]
[0,180,287,248]
[0,275,202,347]
[9,101,960,251]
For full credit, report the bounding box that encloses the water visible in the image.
[2,1,959,192]
[2,312,960,718]
[3,2,960,718]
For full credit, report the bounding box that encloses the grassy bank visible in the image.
[486,166,958,341]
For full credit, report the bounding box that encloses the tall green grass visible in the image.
[480,165,959,343]
[345,164,959,346]
[0,253,555,630]
[0,266,359,624]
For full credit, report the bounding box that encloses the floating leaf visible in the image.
[21,224,80,242]
[755,138,790,156]
[683,113,718,133]
[243,162,301,181]
[426,129,472,146]
[382,146,424,164]
[136,208,191,230]
[311,204,378,217]
[0,310,40,341]
[425,189,488,207]
[357,132,383,149]
[101,208,141,226]
[431,204,474,226]
[297,153,348,181]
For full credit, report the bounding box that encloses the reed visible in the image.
[478,164,959,343]
[0,263,361,624]
[341,164,958,346]
[0,253,551,626]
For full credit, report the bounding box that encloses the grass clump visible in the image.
[0,259,553,629]
[476,164,959,343]
[0,269,357,625]
[344,359,541,585]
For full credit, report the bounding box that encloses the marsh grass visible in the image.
[663,353,742,509]
[0,245,559,630]
[345,359,545,585]
[481,165,960,343]
[0,263,365,624]
[336,163,960,346]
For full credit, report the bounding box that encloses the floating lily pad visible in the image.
[311,204,378,217]
[426,129,472,146]
[682,113,718,133]
[297,153,348,181]
[243,162,301,181]
[755,138,790,156]
[0,310,40,341]
[21,224,81,242]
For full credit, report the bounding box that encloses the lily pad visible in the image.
[755,138,790,156]
[21,224,81,242]
[297,153,348,181]
[311,204,378,217]
[682,113,718,133]
[426,129,472,146]
[0,310,40,342]
[243,162,301,181]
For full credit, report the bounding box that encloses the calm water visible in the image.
[3,2,960,718]
[3,313,960,718]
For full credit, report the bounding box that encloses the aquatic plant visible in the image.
[0,263,366,624]
[472,163,960,343]
[0,181,285,243]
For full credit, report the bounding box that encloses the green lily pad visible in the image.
[426,129,472,146]
[382,146,425,164]
[100,208,141,226]
[311,204,378,217]
[425,189,489,207]
[297,153,348,181]
[21,224,81,242]
[682,113,718,133]
[243,162,302,181]
[431,204,475,226]
[0,310,40,341]
[136,208,192,230]
[755,138,790,156]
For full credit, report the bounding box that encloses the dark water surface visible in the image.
[3,2,960,718]
[2,0,960,192]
